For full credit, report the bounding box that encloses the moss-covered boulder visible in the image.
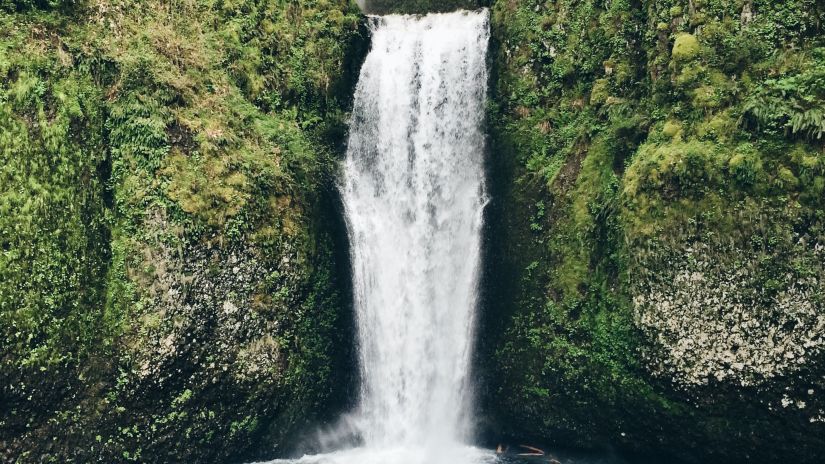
[672,33,700,62]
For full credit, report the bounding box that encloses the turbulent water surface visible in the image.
[259,8,492,464]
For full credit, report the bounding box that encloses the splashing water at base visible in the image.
[257,8,491,464]
[262,445,499,464]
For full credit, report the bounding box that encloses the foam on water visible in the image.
[260,445,498,464]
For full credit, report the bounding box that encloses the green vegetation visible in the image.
[1,0,364,461]
[671,33,700,62]
[484,0,825,461]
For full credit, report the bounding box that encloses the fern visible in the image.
[742,48,825,141]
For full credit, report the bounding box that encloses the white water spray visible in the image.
[261,9,491,464]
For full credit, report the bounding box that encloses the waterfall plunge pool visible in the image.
[252,444,639,464]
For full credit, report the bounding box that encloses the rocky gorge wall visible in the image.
[479,0,825,462]
[0,1,365,462]
[357,0,481,14]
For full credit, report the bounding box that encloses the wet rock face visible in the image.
[127,235,296,392]
[81,203,344,463]
[632,239,825,388]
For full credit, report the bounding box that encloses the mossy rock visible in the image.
[672,33,700,62]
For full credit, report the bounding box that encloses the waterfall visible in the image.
[262,9,491,464]
[343,9,490,449]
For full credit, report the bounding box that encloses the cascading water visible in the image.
[344,7,489,449]
[262,9,492,464]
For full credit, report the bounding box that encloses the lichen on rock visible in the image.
[632,238,825,387]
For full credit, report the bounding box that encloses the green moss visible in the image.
[662,120,682,138]
[589,78,609,105]
[672,33,700,62]
[728,144,763,187]
[696,110,736,141]
[0,15,111,444]
[777,166,800,190]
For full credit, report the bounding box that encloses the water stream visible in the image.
[259,8,492,464]
[341,8,489,451]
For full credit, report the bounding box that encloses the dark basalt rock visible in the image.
[358,0,485,15]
